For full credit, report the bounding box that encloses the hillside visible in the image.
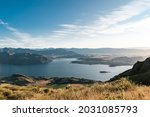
[110,57,150,85]
[0,74,98,86]
[0,78,150,100]
[0,52,51,65]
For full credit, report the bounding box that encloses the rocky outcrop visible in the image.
[138,58,150,73]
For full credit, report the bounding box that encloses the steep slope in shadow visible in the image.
[109,57,150,85]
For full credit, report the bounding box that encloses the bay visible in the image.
[0,58,131,81]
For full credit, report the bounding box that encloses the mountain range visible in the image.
[0,48,82,65]
[0,48,82,58]
[0,52,51,65]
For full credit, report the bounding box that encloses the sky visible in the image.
[0,0,150,48]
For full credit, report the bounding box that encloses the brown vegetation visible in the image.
[0,78,150,100]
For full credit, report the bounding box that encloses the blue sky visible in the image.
[0,0,150,48]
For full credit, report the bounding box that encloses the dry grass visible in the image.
[0,78,150,100]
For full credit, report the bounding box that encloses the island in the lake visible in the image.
[72,56,144,67]
[100,71,110,73]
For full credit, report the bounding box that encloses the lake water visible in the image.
[0,58,132,81]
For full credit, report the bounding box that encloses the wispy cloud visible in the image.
[56,0,150,36]
[0,19,8,25]
[0,0,150,48]
[0,19,54,48]
[97,0,150,27]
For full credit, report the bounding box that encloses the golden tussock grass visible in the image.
[0,78,150,100]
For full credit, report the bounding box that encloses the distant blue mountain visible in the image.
[0,48,82,65]
[66,48,150,56]
[0,48,82,58]
[0,52,51,65]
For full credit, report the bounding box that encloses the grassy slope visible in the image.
[0,78,150,100]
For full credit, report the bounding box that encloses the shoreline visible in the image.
[0,74,101,86]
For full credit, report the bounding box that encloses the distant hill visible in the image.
[0,48,82,58]
[0,74,35,86]
[109,57,150,85]
[0,74,98,86]
[0,48,83,65]
[0,52,51,65]
[1,47,150,57]
[72,56,143,67]
[67,48,150,56]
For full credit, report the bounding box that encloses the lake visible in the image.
[0,58,132,81]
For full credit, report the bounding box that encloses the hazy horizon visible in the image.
[0,0,150,48]
[1,47,150,50]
